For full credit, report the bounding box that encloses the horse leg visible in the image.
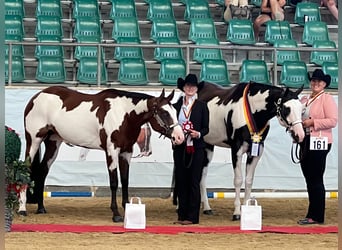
[201,166,212,214]
[105,146,124,223]
[201,146,214,215]
[35,137,62,214]
[108,152,131,223]
[108,167,122,222]
[243,145,264,205]
[119,153,131,210]
[232,142,249,221]
[18,136,42,216]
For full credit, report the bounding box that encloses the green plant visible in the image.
[5,126,34,216]
[5,126,21,165]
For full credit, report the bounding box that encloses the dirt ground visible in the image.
[5,197,338,250]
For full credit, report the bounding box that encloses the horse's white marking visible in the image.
[120,152,133,165]
[163,103,184,145]
[200,148,214,211]
[248,90,269,113]
[18,189,27,212]
[280,99,305,143]
[108,147,121,172]
[204,93,269,147]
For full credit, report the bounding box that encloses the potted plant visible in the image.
[4,126,34,232]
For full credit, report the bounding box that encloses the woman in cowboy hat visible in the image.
[297,69,338,225]
[172,74,209,225]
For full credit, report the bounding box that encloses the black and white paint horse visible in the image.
[198,82,305,220]
[19,86,184,222]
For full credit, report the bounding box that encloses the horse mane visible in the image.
[101,88,153,100]
[199,82,247,105]
[199,82,288,106]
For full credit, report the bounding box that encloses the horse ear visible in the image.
[159,88,166,99]
[166,89,175,102]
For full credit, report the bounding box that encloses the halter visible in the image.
[152,105,178,137]
[275,97,302,129]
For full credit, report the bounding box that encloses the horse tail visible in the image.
[26,146,41,204]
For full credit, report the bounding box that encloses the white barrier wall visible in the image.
[5,88,338,190]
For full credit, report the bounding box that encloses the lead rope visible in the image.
[183,133,194,168]
[291,142,301,164]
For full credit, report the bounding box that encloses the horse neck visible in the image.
[247,85,282,129]
[125,99,151,127]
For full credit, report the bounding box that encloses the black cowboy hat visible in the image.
[177,74,204,92]
[308,69,331,88]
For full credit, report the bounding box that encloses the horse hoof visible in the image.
[18,211,27,216]
[232,215,240,221]
[112,215,124,223]
[203,210,214,215]
[36,208,47,214]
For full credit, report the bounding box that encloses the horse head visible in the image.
[147,89,184,145]
[275,85,305,143]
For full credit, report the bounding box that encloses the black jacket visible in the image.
[173,96,209,149]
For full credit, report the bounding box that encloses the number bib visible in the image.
[310,136,328,150]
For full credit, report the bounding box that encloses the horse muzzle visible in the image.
[289,122,305,143]
[171,125,185,145]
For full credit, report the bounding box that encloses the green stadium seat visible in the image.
[240,60,270,84]
[36,0,62,17]
[193,38,222,63]
[302,21,329,46]
[5,0,25,17]
[200,59,230,86]
[159,58,186,86]
[110,0,136,19]
[35,45,64,59]
[227,19,255,45]
[322,62,338,89]
[118,58,148,85]
[5,44,24,57]
[114,43,144,61]
[112,17,141,43]
[264,20,292,45]
[74,46,105,60]
[36,56,66,83]
[77,57,107,85]
[294,2,321,26]
[150,18,180,43]
[273,39,300,65]
[154,39,183,62]
[188,18,217,43]
[310,40,338,66]
[35,16,63,41]
[280,61,309,88]
[74,17,102,42]
[73,0,100,19]
[5,56,25,83]
[5,15,25,41]
[147,0,174,21]
[184,0,211,22]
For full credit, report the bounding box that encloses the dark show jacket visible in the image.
[173,97,209,148]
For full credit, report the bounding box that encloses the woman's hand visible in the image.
[302,118,314,128]
[188,129,200,139]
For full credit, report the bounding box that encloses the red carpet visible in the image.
[12,224,337,234]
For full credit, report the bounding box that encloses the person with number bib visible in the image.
[297,69,337,225]
[173,74,209,225]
